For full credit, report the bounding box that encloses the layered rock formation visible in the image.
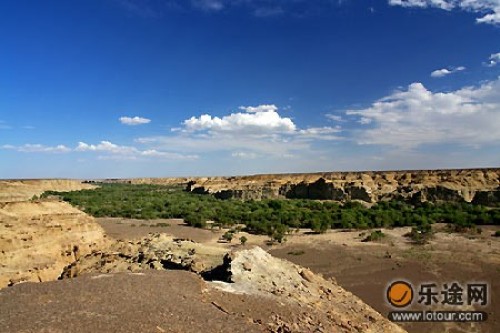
[121,168,500,204]
[212,247,406,333]
[0,201,107,288]
[0,179,96,202]
[60,233,227,278]
[0,180,105,288]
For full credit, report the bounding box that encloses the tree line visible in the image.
[42,183,500,241]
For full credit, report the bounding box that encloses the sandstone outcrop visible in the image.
[210,247,407,333]
[115,168,500,204]
[60,233,227,278]
[56,240,407,333]
[0,179,96,202]
[0,200,107,288]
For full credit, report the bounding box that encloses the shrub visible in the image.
[222,231,234,243]
[239,236,248,245]
[362,230,386,242]
[404,224,433,245]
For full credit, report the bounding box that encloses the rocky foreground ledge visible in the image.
[57,235,406,333]
[118,168,500,204]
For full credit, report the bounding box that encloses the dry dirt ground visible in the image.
[96,218,500,333]
[0,270,310,333]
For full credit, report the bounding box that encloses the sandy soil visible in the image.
[96,218,500,333]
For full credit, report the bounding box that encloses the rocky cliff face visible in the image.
[0,179,96,202]
[123,168,500,204]
[0,201,107,288]
[0,181,106,288]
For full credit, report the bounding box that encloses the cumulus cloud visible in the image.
[183,104,296,133]
[346,77,500,148]
[487,52,500,66]
[119,116,151,126]
[136,104,342,160]
[430,66,465,77]
[388,0,500,24]
[1,144,71,153]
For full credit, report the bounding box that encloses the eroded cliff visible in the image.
[121,168,500,204]
[0,179,96,202]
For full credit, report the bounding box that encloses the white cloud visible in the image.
[239,104,278,113]
[430,66,465,77]
[487,52,500,66]
[76,141,197,160]
[183,104,296,133]
[296,126,342,140]
[346,77,500,148]
[1,144,71,153]
[119,116,151,126]
[137,132,308,156]
[141,149,198,160]
[388,0,500,24]
[76,141,138,155]
[136,105,343,160]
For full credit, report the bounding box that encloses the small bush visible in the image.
[239,236,248,245]
[404,224,433,245]
[222,231,234,243]
[362,230,386,242]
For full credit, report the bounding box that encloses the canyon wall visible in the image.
[123,168,500,204]
[0,179,96,202]
[0,180,106,288]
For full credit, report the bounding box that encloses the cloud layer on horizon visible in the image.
[346,77,500,149]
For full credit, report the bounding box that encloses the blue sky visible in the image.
[1,0,499,178]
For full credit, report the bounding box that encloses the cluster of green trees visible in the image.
[43,183,500,240]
